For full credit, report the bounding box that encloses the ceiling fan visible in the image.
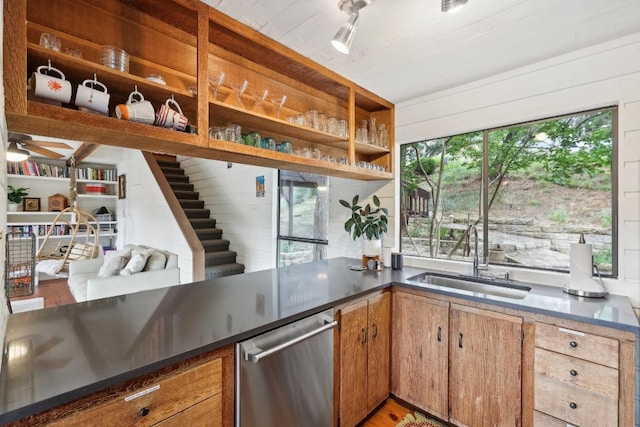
[7,132,73,160]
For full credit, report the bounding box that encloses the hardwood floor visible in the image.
[362,398,413,427]
[10,278,76,308]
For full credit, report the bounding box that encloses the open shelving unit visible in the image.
[4,0,394,181]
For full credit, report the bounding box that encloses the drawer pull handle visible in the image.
[361,327,367,344]
[569,341,578,348]
[569,402,577,409]
[372,323,378,339]
[437,326,442,342]
[458,332,463,348]
[139,407,150,417]
[570,369,578,377]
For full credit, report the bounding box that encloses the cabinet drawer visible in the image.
[534,348,618,399]
[534,410,576,426]
[154,394,221,426]
[534,375,617,426]
[535,322,618,368]
[52,358,222,426]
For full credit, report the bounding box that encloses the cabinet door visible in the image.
[449,304,522,427]
[391,292,449,420]
[339,300,369,427]
[367,292,391,412]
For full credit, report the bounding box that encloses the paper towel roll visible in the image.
[569,242,601,292]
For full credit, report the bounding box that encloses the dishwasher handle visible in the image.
[245,320,338,363]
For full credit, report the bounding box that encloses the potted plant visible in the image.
[7,185,29,212]
[339,194,389,267]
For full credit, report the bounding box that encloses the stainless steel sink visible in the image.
[410,273,531,300]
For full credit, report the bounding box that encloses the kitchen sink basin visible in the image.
[409,272,531,300]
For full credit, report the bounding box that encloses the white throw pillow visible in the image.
[120,249,153,276]
[143,251,167,271]
[97,249,131,278]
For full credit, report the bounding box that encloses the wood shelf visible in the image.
[6,0,395,181]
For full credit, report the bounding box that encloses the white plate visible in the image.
[146,75,166,85]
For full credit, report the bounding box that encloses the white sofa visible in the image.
[67,244,180,302]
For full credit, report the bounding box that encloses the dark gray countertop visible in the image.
[1,257,638,423]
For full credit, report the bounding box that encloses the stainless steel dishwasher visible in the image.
[235,309,337,427]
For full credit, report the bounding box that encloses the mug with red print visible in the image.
[31,61,72,103]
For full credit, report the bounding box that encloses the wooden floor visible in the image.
[363,398,414,427]
[10,278,75,308]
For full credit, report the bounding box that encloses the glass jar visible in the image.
[378,124,389,148]
[369,117,378,146]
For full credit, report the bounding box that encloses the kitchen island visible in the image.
[1,257,638,425]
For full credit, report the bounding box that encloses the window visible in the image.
[277,171,329,267]
[400,107,616,276]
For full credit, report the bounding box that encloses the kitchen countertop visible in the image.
[1,257,638,423]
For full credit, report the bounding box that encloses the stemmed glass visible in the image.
[270,94,287,119]
[230,79,249,107]
[252,88,269,113]
[208,71,226,101]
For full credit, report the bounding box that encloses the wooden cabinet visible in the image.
[533,322,621,426]
[448,303,522,427]
[338,292,391,427]
[391,292,449,420]
[8,344,234,427]
[391,290,523,427]
[4,0,394,181]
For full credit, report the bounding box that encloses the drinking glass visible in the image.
[252,88,269,112]
[270,95,287,119]
[208,71,226,101]
[40,33,61,51]
[230,79,249,107]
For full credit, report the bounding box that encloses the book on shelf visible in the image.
[7,161,117,181]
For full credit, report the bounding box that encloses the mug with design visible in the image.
[75,74,110,115]
[155,97,188,131]
[115,88,155,125]
[31,61,72,103]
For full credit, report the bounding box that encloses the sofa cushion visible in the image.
[143,251,167,271]
[67,272,97,302]
[120,249,153,275]
[97,249,131,278]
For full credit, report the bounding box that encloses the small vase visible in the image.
[362,238,382,269]
[7,202,20,212]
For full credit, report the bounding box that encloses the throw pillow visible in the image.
[97,249,131,278]
[120,249,153,276]
[143,251,167,271]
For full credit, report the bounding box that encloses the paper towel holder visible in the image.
[563,264,609,298]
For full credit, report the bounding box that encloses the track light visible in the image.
[6,141,29,162]
[332,12,360,54]
[331,0,374,54]
[441,0,468,13]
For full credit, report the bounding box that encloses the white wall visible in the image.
[396,32,640,308]
[179,157,277,273]
[116,150,193,282]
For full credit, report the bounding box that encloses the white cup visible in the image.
[75,76,110,115]
[155,98,188,131]
[31,62,72,103]
[115,90,155,125]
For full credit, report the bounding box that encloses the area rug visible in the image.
[395,411,445,427]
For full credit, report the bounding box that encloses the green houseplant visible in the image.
[339,194,389,240]
[7,185,29,211]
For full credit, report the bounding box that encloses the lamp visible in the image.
[331,0,374,54]
[331,13,360,54]
[441,0,468,13]
[6,141,29,162]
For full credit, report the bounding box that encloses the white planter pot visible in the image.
[7,202,20,212]
[362,238,382,257]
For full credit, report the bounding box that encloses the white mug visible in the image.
[155,98,188,131]
[115,90,155,125]
[75,76,110,115]
[31,62,72,103]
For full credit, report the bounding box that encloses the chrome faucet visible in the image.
[469,223,488,277]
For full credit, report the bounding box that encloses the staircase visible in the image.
[155,156,245,280]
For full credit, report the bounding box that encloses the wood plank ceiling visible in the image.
[204,0,640,103]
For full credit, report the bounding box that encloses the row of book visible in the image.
[7,161,117,181]
[8,225,71,237]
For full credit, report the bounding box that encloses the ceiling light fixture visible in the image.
[441,0,468,13]
[6,141,29,162]
[331,0,375,54]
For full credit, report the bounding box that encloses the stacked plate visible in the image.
[101,45,129,73]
